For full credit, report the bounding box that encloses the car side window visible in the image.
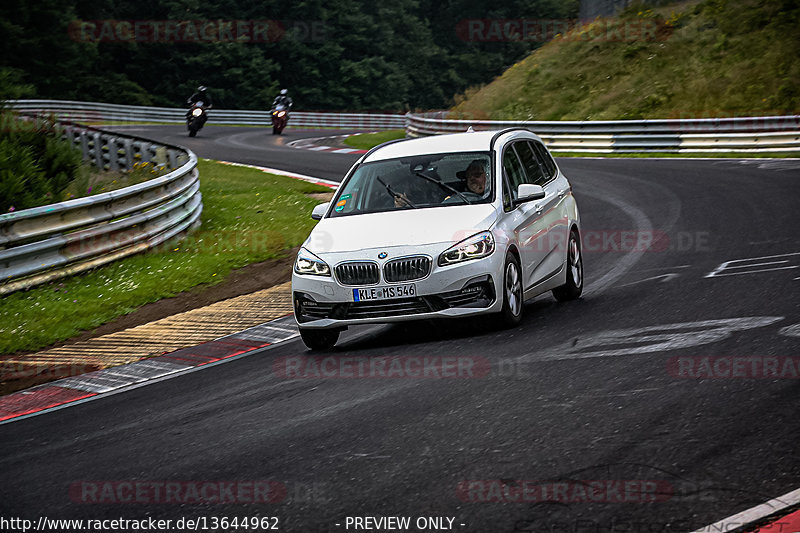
[514,141,547,186]
[532,141,557,179]
[503,147,526,203]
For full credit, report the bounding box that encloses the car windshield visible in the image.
[328,151,493,217]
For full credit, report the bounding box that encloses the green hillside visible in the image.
[452,0,800,120]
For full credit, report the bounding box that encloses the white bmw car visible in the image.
[292,128,582,349]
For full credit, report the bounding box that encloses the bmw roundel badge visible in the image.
[378,252,388,259]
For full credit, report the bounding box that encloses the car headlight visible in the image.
[191,108,203,117]
[438,231,495,266]
[294,248,331,276]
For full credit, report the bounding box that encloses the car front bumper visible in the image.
[291,246,505,329]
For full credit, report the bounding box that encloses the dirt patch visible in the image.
[308,192,335,202]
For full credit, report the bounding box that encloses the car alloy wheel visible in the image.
[553,229,583,302]
[499,253,523,327]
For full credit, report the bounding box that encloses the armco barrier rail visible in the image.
[406,112,800,153]
[11,100,798,152]
[8,100,406,130]
[0,115,201,295]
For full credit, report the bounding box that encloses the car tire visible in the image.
[188,129,197,137]
[299,328,339,351]
[552,229,583,302]
[498,252,524,327]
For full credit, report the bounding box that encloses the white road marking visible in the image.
[724,260,790,269]
[630,265,692,273]
[706,252,800,278]
[738,159,800,171]
[690,486,800,533]
[620,273,680,287]
[516,316,784,363]
[710,266,798,277]
[778,323,800,338]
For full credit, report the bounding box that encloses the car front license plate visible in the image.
[353,284,416,302]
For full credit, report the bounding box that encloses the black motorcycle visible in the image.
[187,101,208,137]
[271,103,289,135]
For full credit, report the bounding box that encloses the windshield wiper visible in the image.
[376,176,418,208]
[413,171,473,205]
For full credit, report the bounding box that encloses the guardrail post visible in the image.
[167,149,178,170]
[122,139,134,170]
[79,131,90,159]
[107,137,120,172]
[91,132,102,168]
[63,125,74,146]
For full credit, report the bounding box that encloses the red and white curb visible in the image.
[217,160,340,189]
[691,487,800,532]
[286,132,374,154]
[0,318,299,424]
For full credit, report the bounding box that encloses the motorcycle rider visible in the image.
[187,85,213,108]
[272,88,293,110]
[186,86,212,125]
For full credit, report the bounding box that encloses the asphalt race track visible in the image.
[1,125,799,532]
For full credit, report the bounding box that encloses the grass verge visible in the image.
[0,159,330,355]
[343,129,406,150]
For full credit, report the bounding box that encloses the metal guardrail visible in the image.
[406,112,800,153]
[0,115,202,295]
[8,100,407,130]
[11,100,797,152]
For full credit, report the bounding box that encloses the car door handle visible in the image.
[558,188,567,198]
[534,204,543,215]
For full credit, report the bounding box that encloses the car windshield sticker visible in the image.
[335,194,351,212]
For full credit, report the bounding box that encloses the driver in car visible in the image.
[461,160,487,194]
[394,159,489,208]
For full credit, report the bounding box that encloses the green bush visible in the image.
[0,112,84,212]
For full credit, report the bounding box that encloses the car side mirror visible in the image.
[311,202,329,220]
[514,184,545,206]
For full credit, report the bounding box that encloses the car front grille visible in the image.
[335,262,380,285]
[383,256,431,283]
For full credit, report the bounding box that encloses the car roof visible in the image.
[362,129,542,163]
